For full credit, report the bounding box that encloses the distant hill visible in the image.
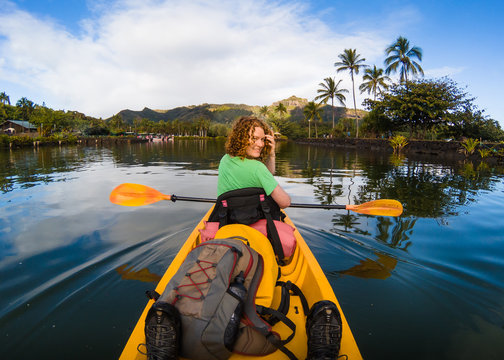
[111,95,367,124]
[114,103,257,124]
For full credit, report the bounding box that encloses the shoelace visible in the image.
[139,315,178,360]
[308,310,342,359]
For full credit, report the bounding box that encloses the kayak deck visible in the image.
[120,207,362,359]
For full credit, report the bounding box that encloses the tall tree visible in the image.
[259,105,269,119]
[315,77,348,130]
[334,49,367,138]
[108,114,126,134]
[16,97,35,121]
[195,116,211,137]
[359,65,391,100]
[275,103,288,118]
[0,92,11,105]
[303,101,323,138]
[384,36,424,84]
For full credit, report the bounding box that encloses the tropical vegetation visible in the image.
[389,135,408,154]
[303,101,324,139]
[362,77,503,141]
[359,65,391,100]
[315,77,348,130]
[384,36,424,84]
[334,48,367,138]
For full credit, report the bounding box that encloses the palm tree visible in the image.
[303,101,323,139]
[314,77,348,130]
[384,36,424,84]
[334,49,367,138]
[359,65,391,100]
[275,103,288,118]
[0,92,10,105]
[259,105,269,119]
[16,97,35,121]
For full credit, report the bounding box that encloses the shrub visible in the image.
[460,138,479,157]
[477,147,493,159]
[389,135,408,153]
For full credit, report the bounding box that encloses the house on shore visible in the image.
[1,120,38,135]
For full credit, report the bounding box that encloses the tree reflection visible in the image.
[282,144,504,253]
[0,146,88,194]
[375,216,415,250]
[3,141,503,223]
[331,212,361,232]
[356,157,502,219]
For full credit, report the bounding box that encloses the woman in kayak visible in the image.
[217,116,291,209]
[143,116,343,360]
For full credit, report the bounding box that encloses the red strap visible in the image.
[172,260,215,303]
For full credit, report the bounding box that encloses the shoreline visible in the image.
[295,138,504,163]
[3,135,504,163]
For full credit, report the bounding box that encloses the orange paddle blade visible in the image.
[346,199,403,217]
[109,183,171,207]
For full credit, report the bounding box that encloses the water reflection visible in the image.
[2,140,504,359]
[0,140,225,194]
[1,146,107,193]
[375,216,416,250]
[3,140,504,223]
[336,252,398,280]
[115,264,162,283]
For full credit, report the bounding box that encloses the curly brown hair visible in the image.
[225,116,273,160]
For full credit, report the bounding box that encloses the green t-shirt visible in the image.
[217,154,278,196]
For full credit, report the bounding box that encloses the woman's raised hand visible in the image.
[265,134,275,153]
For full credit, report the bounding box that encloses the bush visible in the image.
[9,136,34,148]
[460,138,479,157]
[389,135,408,153]
[0,134,10,148]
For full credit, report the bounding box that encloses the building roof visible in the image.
[2,120,37,129]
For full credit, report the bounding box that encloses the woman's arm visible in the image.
[270,184,291,209]
[265,153,275,175]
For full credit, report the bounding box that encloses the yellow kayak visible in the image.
[119,206,363,360]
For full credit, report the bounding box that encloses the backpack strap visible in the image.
[218,199,228,228]
[259,194,285,263]
[277,281,310,316]
[264,280,309,327]
[256,305,296,344]
[254,306,298,360]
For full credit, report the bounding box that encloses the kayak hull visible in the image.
[120,207,362,359]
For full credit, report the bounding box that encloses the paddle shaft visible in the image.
[170,195,346,209]
[109,184,403,216]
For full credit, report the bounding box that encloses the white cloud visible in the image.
[0,0,392,118]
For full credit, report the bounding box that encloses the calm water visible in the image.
[1,140,504,359]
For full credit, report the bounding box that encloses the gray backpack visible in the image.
[149,237,301,360]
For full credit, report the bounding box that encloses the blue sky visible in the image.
[1,0,502,125]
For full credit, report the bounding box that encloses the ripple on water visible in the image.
[0,219,196,358]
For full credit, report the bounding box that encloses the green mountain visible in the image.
[115,103,257,124]
[112,96,365,124]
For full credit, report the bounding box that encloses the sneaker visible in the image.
[144,301,181,360]
[306,300,342,360]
